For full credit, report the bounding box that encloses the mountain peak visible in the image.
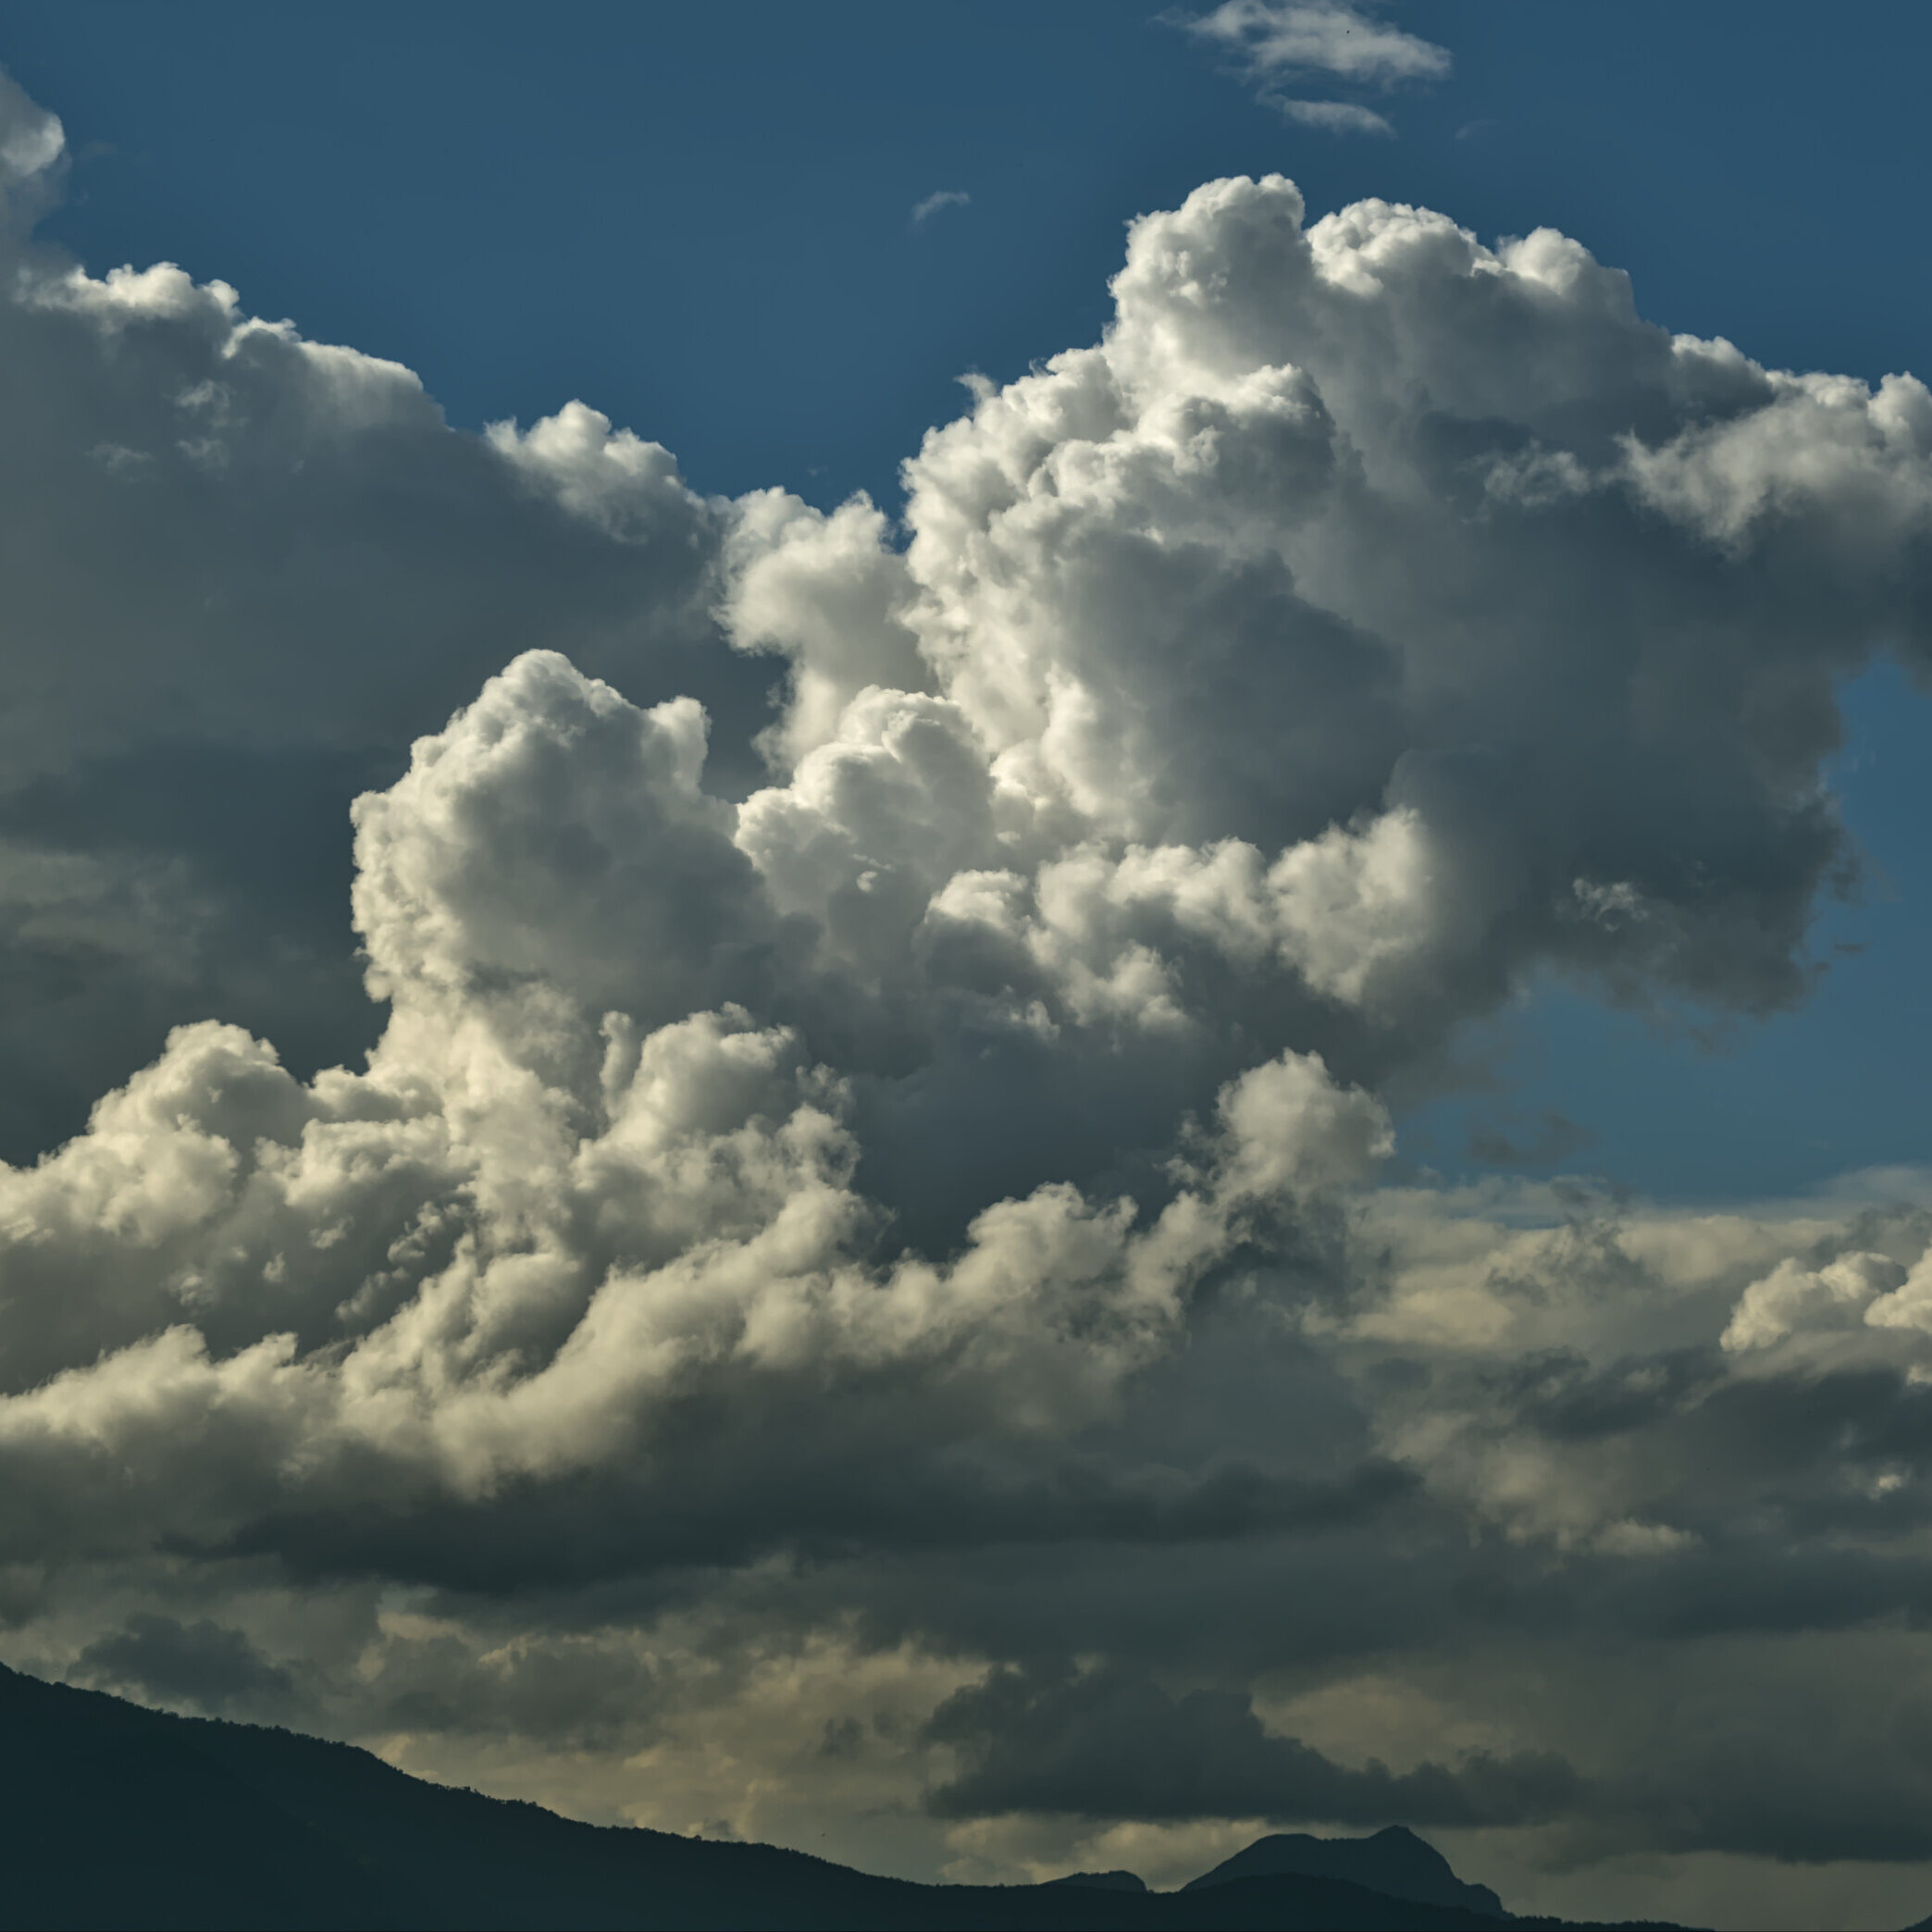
[1044,1870,1148,1892]
[1182,1827,1505,1917]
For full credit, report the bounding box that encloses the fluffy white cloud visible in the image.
[1721,1251,1909,1351]
[1719,1241,1932,1349]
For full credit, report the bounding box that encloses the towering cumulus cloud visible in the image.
[6,66,1932,1919]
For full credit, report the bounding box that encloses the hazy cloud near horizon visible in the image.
[6,56,1932,1915]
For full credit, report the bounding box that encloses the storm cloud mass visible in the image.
[6,56,1932,1923]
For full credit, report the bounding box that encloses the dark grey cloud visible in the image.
[359,1627,666,1751]
[69,1612,294,1716]
[923,1666,1580,1827]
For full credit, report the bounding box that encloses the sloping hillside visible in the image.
[0,1664,1670,1931]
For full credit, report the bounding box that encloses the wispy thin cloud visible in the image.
[1277,98,1394,137]
[910,188,970,229]
[1169,0,1449,137]
[1180,0,1448,82]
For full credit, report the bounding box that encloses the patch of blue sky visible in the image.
[9,1,1927,508]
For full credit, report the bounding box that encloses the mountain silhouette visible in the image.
[1183,1826,1505,1916]
[0,1663,1692,1930]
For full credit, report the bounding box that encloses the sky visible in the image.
[0,5,1930,1926]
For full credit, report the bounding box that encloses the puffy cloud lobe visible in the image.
[1721,1244,1932,1349]
[723,492,935,770]
[1721,1251,1911,1351]
[351,652,765,1034]
[1624,366,1932,554]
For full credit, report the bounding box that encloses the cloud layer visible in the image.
[5,62,1932,1922]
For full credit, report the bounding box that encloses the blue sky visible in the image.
[8,1,1932,504]
[7,0,1927,1201]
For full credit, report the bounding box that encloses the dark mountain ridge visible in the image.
[1184,1827,1505,1916]
[0,1663,1691,1930]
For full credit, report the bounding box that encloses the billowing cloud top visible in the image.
[5,67,1932,1919]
